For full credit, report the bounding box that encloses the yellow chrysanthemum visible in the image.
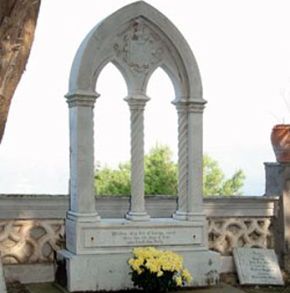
[145,257,160,273]
[129,246,192,289]
[182,269,192,283]
[175,276,183,286]
[159,251,183,272]
[128,258,144,274]
[133,247,161,259]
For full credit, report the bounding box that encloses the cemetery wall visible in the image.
[0,194,278,283]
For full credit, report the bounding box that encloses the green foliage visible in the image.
[95,163,130,196]
[144,145,177,195]
[203,155,245,196]
[95,145,245,197]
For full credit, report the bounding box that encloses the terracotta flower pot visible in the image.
[271,124,290,163]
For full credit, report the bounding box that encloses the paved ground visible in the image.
[7,282,290,293]
[14,283,247,293]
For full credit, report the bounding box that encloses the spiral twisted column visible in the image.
[173,102,189,220]
[125,94,150,221]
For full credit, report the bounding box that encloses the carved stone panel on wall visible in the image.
[208,218,273,255]
[0,220,64,264]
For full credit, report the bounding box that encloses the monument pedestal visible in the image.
[58,218,220,292]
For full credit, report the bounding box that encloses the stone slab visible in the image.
[83,225,202,248]
[66,218,206,254]
[4,264,54,284]
[26,283,66,293]
[233,248,284,285]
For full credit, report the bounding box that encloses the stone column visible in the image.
[173,102,188,220]
[173,100,206,221]
[66,92,100,222]
[125,94,150,221]
[187,101,206,221]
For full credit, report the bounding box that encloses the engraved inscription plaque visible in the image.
[84,226,202,248]
[233,248,284,285]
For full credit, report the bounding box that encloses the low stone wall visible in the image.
[0,194,278,282]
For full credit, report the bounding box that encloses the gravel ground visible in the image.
[5,278,290,293]
[7,282,29,293]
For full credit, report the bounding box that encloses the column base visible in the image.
[173,211,188,221]
[125,211,150,221]
[173,211,205,222]
[67,211,100,223]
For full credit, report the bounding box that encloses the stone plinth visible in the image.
[58,218,220,292]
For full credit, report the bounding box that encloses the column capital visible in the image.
[187,101,206,113]
[172,98,206,113]
[124,94,150,110]
[65,90,100,108]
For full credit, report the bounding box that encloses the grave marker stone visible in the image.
[233,248,284,285]
[58,1,221,291]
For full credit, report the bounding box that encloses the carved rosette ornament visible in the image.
[114,18,164,73]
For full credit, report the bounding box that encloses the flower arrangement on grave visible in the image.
[128,246,192,292]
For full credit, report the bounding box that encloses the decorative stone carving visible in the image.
[0,220,64,264]
[208,218,273,256]
[0,216,274,267]
[61,1,218,290]
[114,17,164,73]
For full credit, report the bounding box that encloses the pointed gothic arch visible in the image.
[67,1,204,102]
[66,0,206,221]
[94,62,129,170]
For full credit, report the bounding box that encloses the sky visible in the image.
[1,0,290,195]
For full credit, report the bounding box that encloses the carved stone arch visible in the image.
[67,1,204,102]
[65,0,207,222]
[62,3,220,291]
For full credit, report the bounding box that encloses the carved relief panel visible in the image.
[114,17,164,74]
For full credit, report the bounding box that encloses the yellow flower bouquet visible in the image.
[128,247,192,292]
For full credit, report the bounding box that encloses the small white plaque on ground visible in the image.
[233,248,284,285]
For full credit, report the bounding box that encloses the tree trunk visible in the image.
[0,0,41,143]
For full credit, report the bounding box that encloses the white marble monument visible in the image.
[58,1,220,291]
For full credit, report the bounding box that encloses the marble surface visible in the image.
[233,248,284,285]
